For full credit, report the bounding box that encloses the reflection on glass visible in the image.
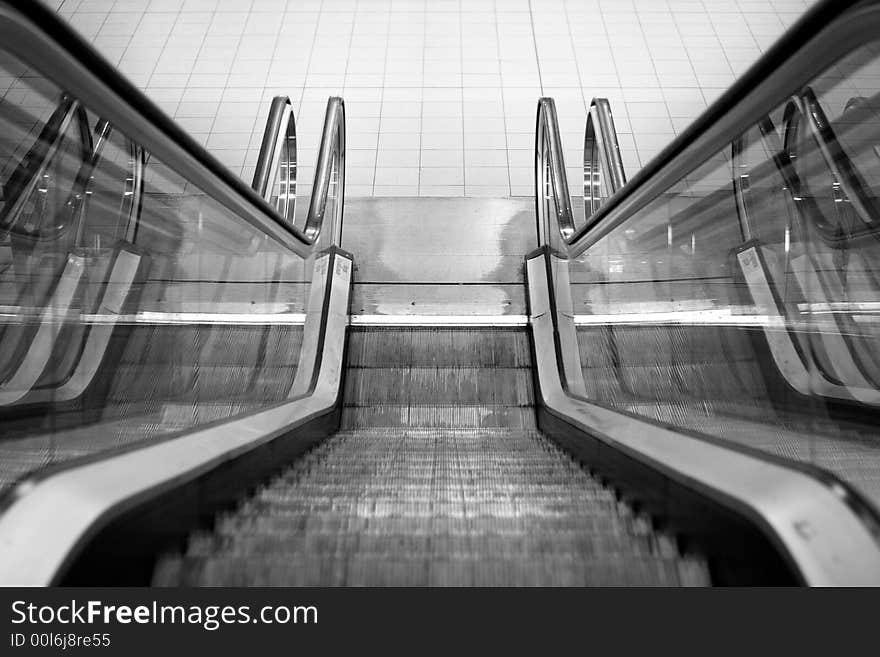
[269,117,295,227]
[0,50,312,496]
[557,41,880,509]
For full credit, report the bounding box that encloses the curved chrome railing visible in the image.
[305,97,345,248]
[535,97,625,253]
[253,96,297,226]
[583,98,626,217]
[535,97,574,251]
[252,95,345,249]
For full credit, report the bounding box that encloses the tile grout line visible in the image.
[248,5,285,184]
[700,0,737,125]
[142,4,182,114]
[562,0,587,112]
[58,0,803,200]
[174,1,217,148]
[596,2,635,171]
[208,4,249,176]
[418,0,427,195]
[370,2,392,195]
[561,0,589,204]
[296,0,326,197]
[631,2,675,156]
[114,4,148,77]
[683,5,721,115]
[526,0,544,96]
[459,0,466,196]
[338,0,358,175]
[493,0,512,197]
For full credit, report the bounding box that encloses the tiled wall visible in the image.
[52,0,812,197]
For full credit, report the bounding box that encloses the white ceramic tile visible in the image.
[61,0,799,195]
[420,150,463,167]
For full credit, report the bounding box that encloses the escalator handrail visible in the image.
[535,97,575,244]
[252,96,295,204]
[583,97,627,216]
[253,95,345,245]
[0,1,321,259]
[535,97,626,251]
[304,97,346,245]
[557,0,865,258]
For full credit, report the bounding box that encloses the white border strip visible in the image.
[349,314,529,327]
[572,310,787,327]
[92,311,307,326]
[0,312,310,326]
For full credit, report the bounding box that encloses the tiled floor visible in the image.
[51,0,813,197]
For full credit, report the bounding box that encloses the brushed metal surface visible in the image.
[343,197,534,283]
[343,196,535,316]
[351,283,527,316]
[155,326,709,587]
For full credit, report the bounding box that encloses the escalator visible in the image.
[538,15,880,511]
[0,0,879,588]
[153,326,709,586]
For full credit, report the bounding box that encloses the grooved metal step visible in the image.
[155,327,711,587]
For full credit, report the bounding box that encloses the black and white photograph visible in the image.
[0,0,877,650]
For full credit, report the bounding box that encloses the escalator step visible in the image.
[154,428,709,586]
[340,405,537,430]
[155,553,703,587]
[346,327,532,367]
[343,366,534,405]
[156,328,711,587]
